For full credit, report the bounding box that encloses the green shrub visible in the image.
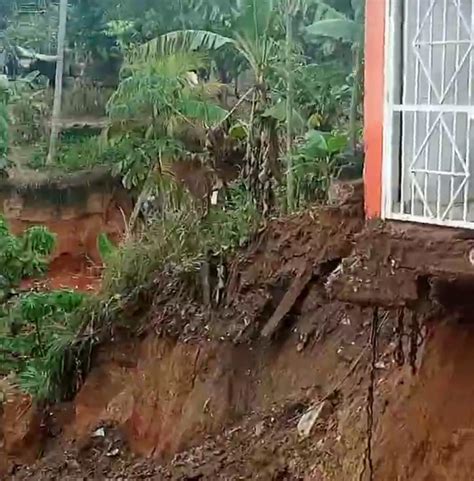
[287,130,349,208]
[0,217,56,290]
[0,290,88,401]
[103,183,259,295]
[0,219,88,401]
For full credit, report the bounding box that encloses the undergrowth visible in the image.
[0,218,56,293]
[0,290,89,400]
[0,218,91,401]
[103,184,259,296]
[29,135,109,172]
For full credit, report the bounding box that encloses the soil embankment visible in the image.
[0,169,131,291]
[374,322,474,481]
[4,187,474,480]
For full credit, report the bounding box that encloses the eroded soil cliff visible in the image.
[4,192,474,481]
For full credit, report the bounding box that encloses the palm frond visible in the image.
[235,0,275,42]
[311,0,347,20]
[138,30,234,60]
[232,0,277,77]
[306,18,358,43]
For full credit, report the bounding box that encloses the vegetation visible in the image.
[2,0,363,205]
[0,0,366,402]
[0,77,9,172]
[0,217,56,293]
[0,289,87,400]
[103,183,258,295]
[0,218,87,401]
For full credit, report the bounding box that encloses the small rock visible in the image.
[341,316,351,326]
[254,421,265,437]
[91,427,105,438]
[297,333,309,352]
[106,447,120,457]
[296,342,305,352]
[297,401,331,438]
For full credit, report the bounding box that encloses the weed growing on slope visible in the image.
[0,217,56,292]
[0,290,88,400]
[103,183,259,296]
[0,219,91,401]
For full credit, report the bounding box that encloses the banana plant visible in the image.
[133,0,280,214]
[143,0,278,87]
[305,0,365,154]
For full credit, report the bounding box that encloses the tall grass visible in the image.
[103,185,259,296]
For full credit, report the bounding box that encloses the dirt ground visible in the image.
[5,192,474,480]
[21,254,102,292]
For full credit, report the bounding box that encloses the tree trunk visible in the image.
[285,0,295,212]
[349,43,363,156]
[128,169,154,235]
[46,0,68,165]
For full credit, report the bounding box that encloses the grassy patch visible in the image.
[103,184,259,296]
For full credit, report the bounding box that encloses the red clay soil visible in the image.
[8,301,380,480]
[149,199,365,343]
[12,320,474,481]
[21,254,102,293]
[374,321,474,481]
[6,191,474,480]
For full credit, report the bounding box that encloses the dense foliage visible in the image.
[0,218,88,401]
[0,217,56,293]
[0,289,87,400]
[0,77,8,171]
[2,0,364,207]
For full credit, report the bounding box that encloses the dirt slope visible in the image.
[374,322,474,481]
[10,304,384,480]
[5,193,474,480]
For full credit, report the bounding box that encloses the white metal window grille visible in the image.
[383,0,474,228]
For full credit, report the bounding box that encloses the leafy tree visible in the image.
[68,0,119,60]
[144,0,282,214]
[306,0,365,153]
[108,51,227,139]
[106,47,229,225]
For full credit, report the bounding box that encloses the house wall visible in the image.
[364,0,386,218]
[387,1,474,224]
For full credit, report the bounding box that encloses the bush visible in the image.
[287,130,349,209]
[0,218,56,292]
[103,183,259,295]
[0,219,90,401]
[0,290,88,401]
